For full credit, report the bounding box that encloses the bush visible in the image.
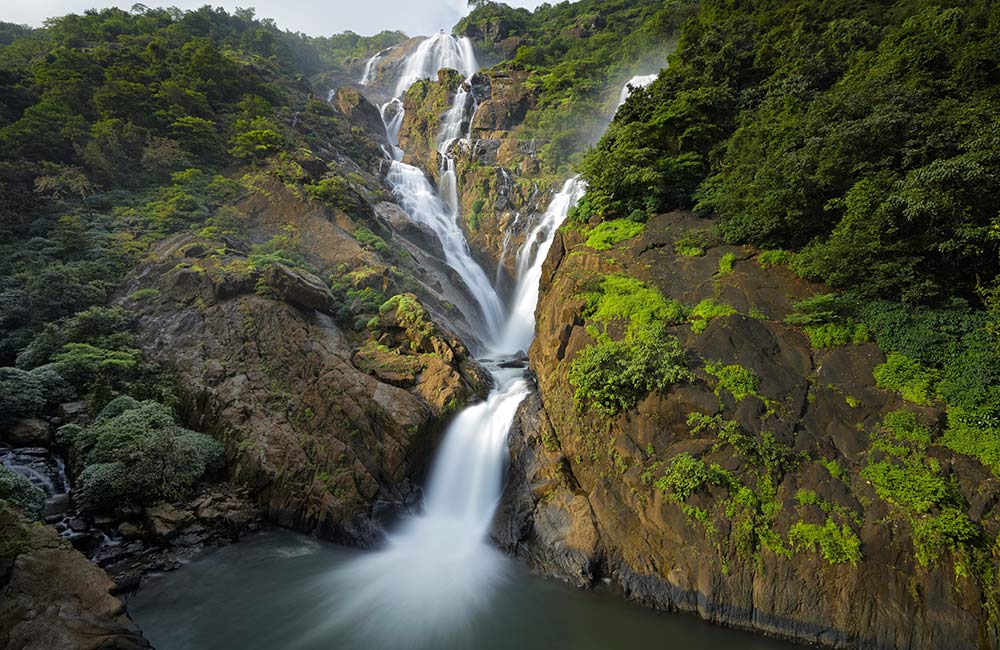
[705,361,759,402]
[0,467,46,519]
[689,299,736,333]
[585,220,645,251]
[582,275,686,330]
[569,324,691,415]
[717,252,735,276]
[873,353,938,406]
[911,508,979,568]
[654,453,723,500]
[73,400,225,509]
[757,249,793,269]
[0,365,74,425]
[806,322,869,349]
[788,518,862,565]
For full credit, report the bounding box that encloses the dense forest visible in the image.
[0,6,401,511]
[2,1,1000,648]
[575,0,1000,479]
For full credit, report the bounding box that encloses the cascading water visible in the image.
[496,178,586,354]
[359,50,383,86]
[618,73,659,106]
[385,161,505,338]
[320,33,582,649]
[394,32,478,97]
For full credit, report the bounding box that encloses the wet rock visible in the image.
[496,211,1000,649]
[0,503,150,649]
[2,418,51,447]
[144,503,195,540]
[117,522,143,539]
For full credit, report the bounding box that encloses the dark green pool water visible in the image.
[127,530,803,650]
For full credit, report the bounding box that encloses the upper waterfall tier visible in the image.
[394,34,478,98]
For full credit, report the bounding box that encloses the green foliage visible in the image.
[806,322,869,349]
[0,365,73,425]
[582,0,1000,303]
[0,466,46,519]
[912,508,979,568]
[689,298,736,333]
[717,252,735,276]
[305,176,349,207]
[582,275,686,331]
[585,219,646,250]
[73,399,224,509]
[570,325,691,416]
[757,249,793,269]
[571,275,692,414]
[788,518,862,565]
[653,453,728,501]
[873,353,938,406]
[705,361,759,402]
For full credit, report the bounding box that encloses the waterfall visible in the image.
[324,33,582,648]
[394,33,478,98]
[359,50,383,86]
[386,160,504,338]
[496,178,586,354]
[618,73,658,106]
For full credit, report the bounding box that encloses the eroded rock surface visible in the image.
[0,502,150,650]
[120,233,489,544]
[496,212,1000,649]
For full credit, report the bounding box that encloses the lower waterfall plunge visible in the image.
[320,35,584,647]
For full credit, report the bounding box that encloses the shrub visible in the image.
[653,453,729,500]
[305,176,349,205]
[757,249,793,269]
[585,220,645,250]
[717,252,735,276]
[788,518,862,565]
[861,459,951,515]
[689,299,736,333]
[784,293,853,327]
[873,353,938,406]
[0,467,46,519]
[806,322,869,348]
[569,324,691,415]
[571,275,693,414]
[73,400,224,509]
[0,365,74,425]
[911,508,978,568]
[705,361,759,402]
[583,275,685,330]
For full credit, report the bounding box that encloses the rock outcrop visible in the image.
[120,233,490,545]
[392,67,554,297]
[496,211,1000,649]
[0,502,150,650]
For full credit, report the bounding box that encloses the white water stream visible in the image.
[618,73,658,106]
[324,34,584,647]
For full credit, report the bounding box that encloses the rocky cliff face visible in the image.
[494,212,1000,649]
[0,502,150,650]
[393,67,555,298]
[120,230,489,545]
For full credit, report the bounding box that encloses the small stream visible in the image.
[127,529,801,650]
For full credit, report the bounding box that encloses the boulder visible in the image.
[144,503,195,540]
[2,418,51,447]
[0,502,150,649]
